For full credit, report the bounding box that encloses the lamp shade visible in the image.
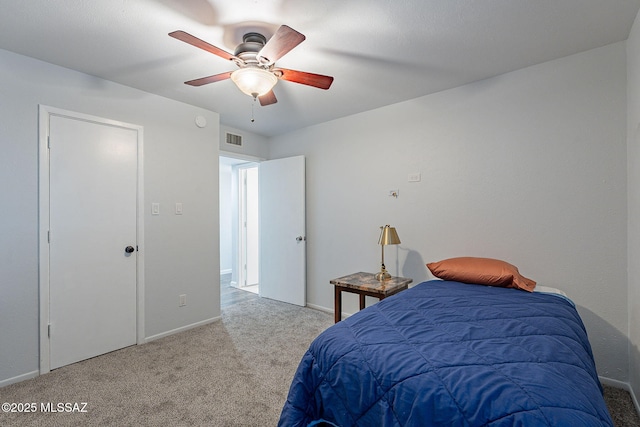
[230,67,278,97]
[379,225,401,245]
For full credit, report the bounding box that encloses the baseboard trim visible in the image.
[600,376,630,390]
[306,303,331,314]
[306,303,355,320]
[145,316,221,343]
[0,370,39,388]
[599,376,640,415]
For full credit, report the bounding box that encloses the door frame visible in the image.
[38,105,145,374]
[238,164,259,289]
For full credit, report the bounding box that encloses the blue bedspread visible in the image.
[279,280,613,426]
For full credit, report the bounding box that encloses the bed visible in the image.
[278,279,613,426]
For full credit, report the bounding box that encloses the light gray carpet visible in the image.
[0,291,332,426]
[604,385,640,427]
[1,287,639,426]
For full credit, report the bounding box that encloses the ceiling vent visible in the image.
[225,132,243,147]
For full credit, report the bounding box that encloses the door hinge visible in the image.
[48,324,51,338]
[47,136,51,149]
[47,230,51,243]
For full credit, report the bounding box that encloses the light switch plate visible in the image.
[152,203,160,215]
[175,203,183,215]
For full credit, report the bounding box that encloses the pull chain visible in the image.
[251,97,255,123]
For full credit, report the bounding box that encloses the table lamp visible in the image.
[375,225,401,281]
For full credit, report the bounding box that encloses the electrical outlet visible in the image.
[408,173,421,182]
[179,294,186,307]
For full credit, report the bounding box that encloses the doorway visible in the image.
[219,153,307,308]
[219,155,260,304]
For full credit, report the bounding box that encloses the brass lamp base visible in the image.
[375,267,391,281]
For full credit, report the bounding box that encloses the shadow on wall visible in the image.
[400,248,430,285]
[575,305,630,384]
[580,305,640,414]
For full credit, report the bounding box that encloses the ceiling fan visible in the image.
[169,25,334,106]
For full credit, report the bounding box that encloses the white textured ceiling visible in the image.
[1,0,638,137]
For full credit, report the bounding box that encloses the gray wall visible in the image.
[219,162,234,274]
[219,124,269,159]
[627,9,640,401]
[0,48,220,385]
[269,42,629,382]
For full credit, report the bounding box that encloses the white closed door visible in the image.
[48,114,138,369]
[259,156,306,306]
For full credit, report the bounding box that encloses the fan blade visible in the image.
[275,68,334,90]
[185,71,233,86]
[259,90,278,106]
[169,30,235,62]
[257,25,305,64]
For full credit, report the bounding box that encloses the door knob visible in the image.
[125,246,135,253]
[296,236,305,242]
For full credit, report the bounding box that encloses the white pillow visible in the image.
[533,285,568,297]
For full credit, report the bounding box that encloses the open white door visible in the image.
[259,156,306,306]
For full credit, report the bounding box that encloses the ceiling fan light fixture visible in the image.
[170,26,333,107]
[231,67,278,98]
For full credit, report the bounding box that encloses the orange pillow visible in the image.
[426,257,536,292]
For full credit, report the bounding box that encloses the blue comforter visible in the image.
[279,280,613,426]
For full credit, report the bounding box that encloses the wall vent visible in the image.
[225,132,243,147]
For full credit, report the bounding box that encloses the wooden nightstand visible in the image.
[331,272,412,323]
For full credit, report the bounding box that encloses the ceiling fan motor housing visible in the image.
[234,32,267,61]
